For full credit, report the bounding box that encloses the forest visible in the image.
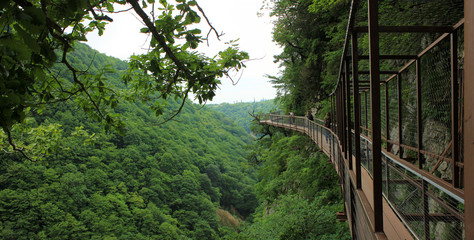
[208,100,278,134]
[0,43,259,239]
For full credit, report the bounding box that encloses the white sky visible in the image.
[86,0,281,104]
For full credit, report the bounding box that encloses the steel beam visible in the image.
[464,0,474,239]
[397,74,403,158]
[354,25,453,33]
[416,59,423,169]
[368,0,383,233]
[355,55,418,60]
[352,32,362,189]
[423,180,430,240]
[342,74,348,159]
[451,31,460,188]
[385,82,390,151]
[345,60,353,169]
[365,92,368,136]
[354,70,399,75]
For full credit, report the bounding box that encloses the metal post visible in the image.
[368,0,383,233]
[342,75,347,159]
[416,59,423,169]
[451,31,460,188]
[385,82,390,151]
[386,158,390,197]
[346,59,353,169]
[365,92,368,136]
[339,87,344,144]
[334,94,337,133]
[423,180,430,240]
[337,89,340,142]
[464,1,474,239]
[331,95,334,133]
[352,32,362,189]
[398,74,403,158]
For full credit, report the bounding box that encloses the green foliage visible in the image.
[1,0,248,145]
[0,45,257,239]
[267,0,350,114]
[240,127,350,239]
[208,100,279,133]
[244,195,350,240]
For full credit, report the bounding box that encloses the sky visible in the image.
[86,0,282,104]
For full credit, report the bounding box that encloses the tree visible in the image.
[0,0,248,158]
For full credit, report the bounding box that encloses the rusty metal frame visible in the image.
[451,31,460,188]
[365,92,368,136]
[345,59,353,169]
[342,75,348,160]
[354,25,453,33]
[397,74,403,159]
[368,0,383,233]
[384,82,390,151]
[465,0,473,239]
[416,59,422,169]
[352,32,362,189]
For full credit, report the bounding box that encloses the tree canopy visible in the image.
[1,0,248,143]
[0,43,258,239]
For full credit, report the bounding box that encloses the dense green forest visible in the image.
[207,100,279,133]
[0,42,349,239]
[0,44,258,239]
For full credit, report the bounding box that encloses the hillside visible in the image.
[241,125,350,239]
[207,100,279,133]
[0,43,257,239]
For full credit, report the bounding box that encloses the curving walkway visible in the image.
[260,114,464,240]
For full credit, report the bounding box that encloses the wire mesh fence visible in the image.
[381,82,387,140]
[383,152,464,240]
[400,63,419,164]
[420,33,453,179]
[260,112,465,240]
[387,77,399,155]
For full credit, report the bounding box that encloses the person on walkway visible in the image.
[306,110,314,121]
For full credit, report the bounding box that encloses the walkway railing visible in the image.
[258,1,473,239]
[259,114,465,240]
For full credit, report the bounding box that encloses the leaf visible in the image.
[188,29,201,35]
[14,24,40,53]
[106,3,114,12]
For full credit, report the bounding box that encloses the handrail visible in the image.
[260,113,465,240]
[262,114,464,200]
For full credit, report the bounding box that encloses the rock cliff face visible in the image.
[422,118,452,179]
[389,118,452,179]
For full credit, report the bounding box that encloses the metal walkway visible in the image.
[260,1,473,239]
